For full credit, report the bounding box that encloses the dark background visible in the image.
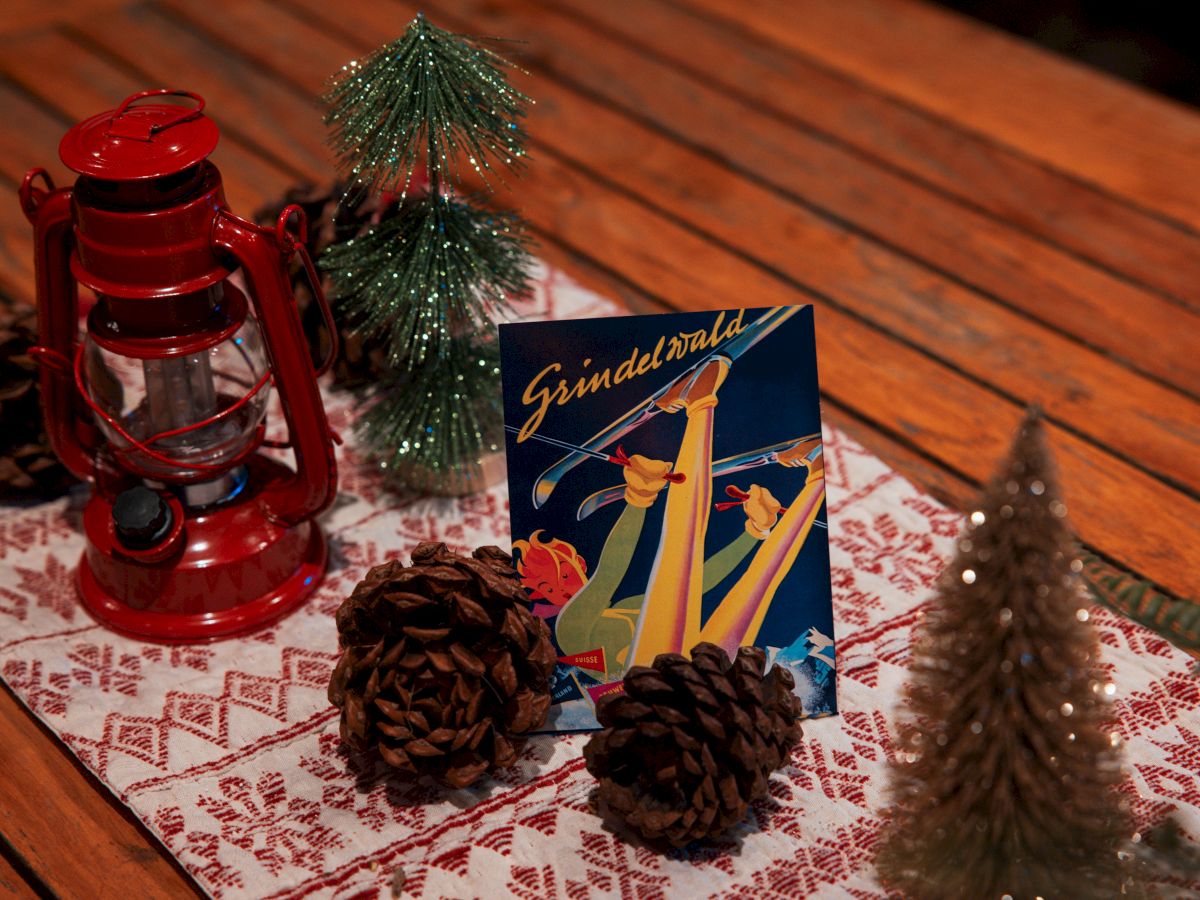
[939,1,1200,105]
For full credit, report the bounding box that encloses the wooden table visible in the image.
[1,0,1197,895]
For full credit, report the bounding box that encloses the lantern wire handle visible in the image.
[73,343,272,474]
[27,344,72,375]
[108,89,206,137]
[18,168,55,221]
[270,205,344,447]
[276,204,340,379]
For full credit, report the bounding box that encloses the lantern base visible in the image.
[77,455,328,642]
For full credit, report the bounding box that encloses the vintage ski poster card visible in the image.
[499,305,835,732]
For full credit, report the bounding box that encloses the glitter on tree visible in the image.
[321,14,534,493]
[874,410,1138,899]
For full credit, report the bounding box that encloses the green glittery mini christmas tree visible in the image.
[322,14,534,493]
[875,410,1138,899]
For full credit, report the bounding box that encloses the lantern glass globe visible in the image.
[83,311,272,482]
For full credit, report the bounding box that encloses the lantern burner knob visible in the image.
[112,486,173,550]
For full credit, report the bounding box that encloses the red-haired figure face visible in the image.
[513,530,588,613]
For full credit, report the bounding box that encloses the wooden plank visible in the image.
[0,0,128,35]
[534,234,670,319]
[0,79,74,188]
[180,0,1200,596]
[424,0,1200,399]
[528,215,977,509]
[159,0,352,92]
[272,0,1200,501]
[507,160,1200,597]
[537,224,1186,603]
[0,846,39,899]
[538,225,979,510]
[539,222,1190,582]
[0,686,201,898]
[0,29,295,218]
[820,398,977,511]
[69,2,333,183]
[526,74,1200,493]
[695,0,1200,236]
[0,82,77,303]
[572,0,1200,312]
[0,194,37,306]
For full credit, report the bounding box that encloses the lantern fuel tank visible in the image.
[19,89,340,641]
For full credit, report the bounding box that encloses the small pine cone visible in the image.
[0,301,73,499]
[256,181,395,389]
[584,642,802,846]
[329,542,557,788]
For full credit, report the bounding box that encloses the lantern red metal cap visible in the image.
[59,89,219,180]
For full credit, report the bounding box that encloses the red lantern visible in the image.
[19,89,339,642]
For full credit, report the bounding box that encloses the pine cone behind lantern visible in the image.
[256,181,395,388]
[329,542,556,788]
[584,642,802,846]
[0,301,73,499]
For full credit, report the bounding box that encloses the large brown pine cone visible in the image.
[584,642,803,846]
[256,181,395,388]
[329,542,557,788]
[0,301,73,500]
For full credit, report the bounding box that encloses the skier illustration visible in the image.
[504,304,834,720]
[512,531,588,620]
[622,360,825,666]
[514,359,824,682]
[521,454,793,681]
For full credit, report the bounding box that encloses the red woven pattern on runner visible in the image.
[1,265,1196,898]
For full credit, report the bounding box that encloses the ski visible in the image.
[505,426,616,463]
[575,433,820,521]
[505,426,685,484]
[528,306,801,509]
